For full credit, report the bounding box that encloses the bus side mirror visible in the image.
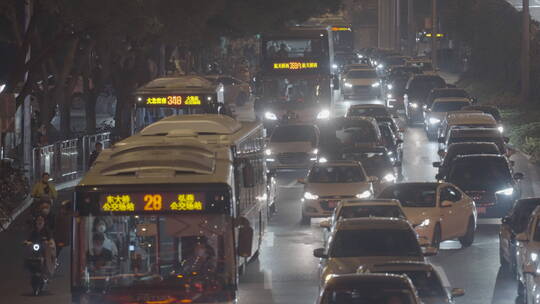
[243,163,255,188]
[237,217,253,258]
[333,76,340,90]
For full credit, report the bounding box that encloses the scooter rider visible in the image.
[24,215,57,295]
[31,173,57,205]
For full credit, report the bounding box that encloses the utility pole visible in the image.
[431,0,438,69]
[396,0,401,52]
[521,0,530,104]
[407,0,415,56]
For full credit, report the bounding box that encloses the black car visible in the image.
[382,67,422,109]
[439,154,524,216]
[433,142,501,178]
[404,75,446,124]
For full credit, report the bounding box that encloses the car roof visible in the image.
[447,142,499,150]
[349,104,387,109]
[325,273,414,289]
[341,199,402,206]
[449,128,501,137]
[453,154,507,162]
[335,217,412,230]
[446,113,497,124]
[432,97,471,103]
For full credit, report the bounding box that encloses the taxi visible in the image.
[438,111,498,145]
[378,182,477,249]
[299,160,376,225]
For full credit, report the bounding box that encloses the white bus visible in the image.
[72,115,275,304]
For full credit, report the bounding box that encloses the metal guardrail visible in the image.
[30,132,111,184]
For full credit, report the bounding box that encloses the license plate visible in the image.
[328,200,338,208]
[477,207,487,214]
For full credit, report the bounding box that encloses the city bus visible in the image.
[72,115,274,304]
[256,26,338,130]
[303,15,354,54]
[131,75,225,134]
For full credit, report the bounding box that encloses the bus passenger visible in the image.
[87,233,113,272]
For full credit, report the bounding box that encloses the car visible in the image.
[313,218,434,287]
[341,146,400,193]
[438,112,498,144]
[343,62,372,73]
[439,154,524,216]
[299,160,376,224]
[382,66,423,109]
[346,103,391,118]
[380,56,410,74]
[500,198,540,274]
[378,182,477,249]
[341,68,381,100]
[404,74,446,124]
[423,97,473,140]
[433,142,501,178]
[425,88,472,109]
[439,128,509,158]
[265,124,320,172]
[320,199,407,231]
[361,261,465,304]
[317,273,422,304]
[515,206,540,303]
[462,105,502,122]
[205,74,251,106]
[379,122,404,167]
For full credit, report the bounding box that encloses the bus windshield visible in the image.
[73,214,234,300]
[264,38,326,59]
[133,107,209,133]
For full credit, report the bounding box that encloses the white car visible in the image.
[515,206,540,303]
[317,273,422,304]
[423,97,472,140]
[265,124,319,172]
[438,111,498,144]
[341,68,381,100]
[299,160,376,224]
[313,218,434,287]
[377,182,477,249]
[361,261,465,304]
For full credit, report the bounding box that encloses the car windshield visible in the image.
[448,158,512,188]
[73,214,234,297]
[447,136,505,153]
[346,70,378,78]
[336,120,378,144]
[432,101,471,112]
[308,165,366,183]
[339,205,405,219]
[443,144,500,166]
[330,229,421,257]
[378,184,438,207]
[343,153,393,178]
[348,107,389,117]
[271,125,317,143]
[322,287,415,304]
[377,270,446,298]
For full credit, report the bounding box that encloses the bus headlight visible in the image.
[429,117,441,124]
[356,190,372,199]
[344,82,353,88]
[496,188,514,196]
[265,112,278,121]
[317,109,330,120]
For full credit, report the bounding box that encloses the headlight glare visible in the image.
[410,102,418,109]
[496,188,514,196]
[383,173,396,182]
[371,82,380,88]
[265,149,272,156]
[429,117,441,124]
[304,192,319,200]
[344,82,353,88]
[356,190,372,199]
[317,109,330,120]
[418,219,431,227]
[264,112,278,121]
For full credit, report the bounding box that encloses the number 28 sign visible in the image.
[100,192,205,213]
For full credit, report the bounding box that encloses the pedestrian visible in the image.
[31,172,58,204]
[54,200,72,258]
[88,142,103,168]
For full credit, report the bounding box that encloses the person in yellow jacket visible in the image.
[31,172,58,203]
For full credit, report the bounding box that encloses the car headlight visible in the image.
[383,173,396,182]
[344,82,353,88]
[377,64,384,69]
[429,117,441,124]
[387,84,393,90]
[496,188,514,196]
[356,190,372,199]
[318,157,328,163]
[317,109,330,120]
[387,93,393,99]
[332,64,338,70]
[410,102,418,109]
[418,219,431,227]
[371,82,380,88]
[325,274,334,283]
[33,244,40,251]
[304,192,319,200]
[265,149,272,156]
[312,149,318,155]
[264,112,278,121]
[498,126,504,133]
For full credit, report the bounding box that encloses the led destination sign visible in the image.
[100,192,206,213]
[273,62,319,70]
[140,95,203,107]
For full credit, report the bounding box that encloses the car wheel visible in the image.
[432,224,442,250]
[459,217,475,247]
[300,213,311,225]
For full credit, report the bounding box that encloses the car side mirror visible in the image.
[516,232,529,242]
[438,137,445,144]
[313,248,328,259]
[320,219,331,230]
[514,172,525,180]
[441,200,453,208]
[432,162,441,168]
[451,288,465,298]
[422,246,438,257]
[236,217,253,257]
[297,178,306,184]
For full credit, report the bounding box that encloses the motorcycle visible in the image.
[24,240,56,296]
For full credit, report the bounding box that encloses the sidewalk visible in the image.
[1,178,81,231]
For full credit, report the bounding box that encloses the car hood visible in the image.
[305,183,371,197]
[450,180,513,193]
[324,256,424,276]
[401,207,439,225]
[427,112,447,120]
[347,78,378,86]
[269,142,314,153]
